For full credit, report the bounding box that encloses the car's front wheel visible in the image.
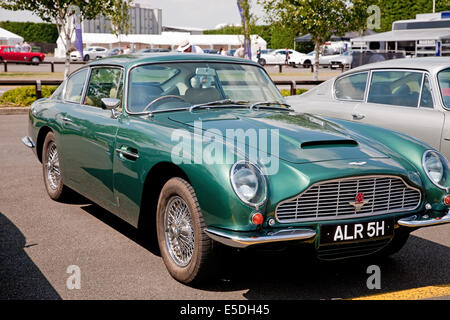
[42,131,69,200]
[31,57,40,65]
[156,177,217,284]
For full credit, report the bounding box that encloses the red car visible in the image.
[0,45,45,65]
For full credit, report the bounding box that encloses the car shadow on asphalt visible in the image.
[77,203,449,299]
[0,212,61,299]
[200,235,450,299]
[80,203,160,257]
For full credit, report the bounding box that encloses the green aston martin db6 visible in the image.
[23,53,450,284]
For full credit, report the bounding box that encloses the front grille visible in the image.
[276,176,421,223]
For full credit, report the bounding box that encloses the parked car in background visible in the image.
[138,48,170,53]
[23,53,450,284]
[70,46,108,61]
[287,57,450,161]
[0,45,45,65]
[106,48,122,57]
[203,49,218,54]
[329,51,353,69]
[298,51,342,68]
[253,48,306,66]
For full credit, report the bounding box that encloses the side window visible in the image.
[420,74,433,108]
[334,72,368,101]
[84,68,123,108]
[368,70,423,107]
[64,69,88,103]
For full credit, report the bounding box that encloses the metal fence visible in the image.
[1,60,86,73]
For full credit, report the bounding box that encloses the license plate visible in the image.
[332,64,340,68]
[320,219,394,244]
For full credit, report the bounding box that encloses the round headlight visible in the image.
[422,150,449,189]
[230,161,267,207]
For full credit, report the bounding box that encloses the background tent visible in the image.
[0,27,23,45]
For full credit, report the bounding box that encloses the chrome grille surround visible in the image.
[275,175,422,223]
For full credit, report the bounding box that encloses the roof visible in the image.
[0,27,23,44]
[87,52,259,68]
[351,28,450,42]
[348,57,450,73]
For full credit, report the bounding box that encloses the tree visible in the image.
[106,0,133,47]
[259,0,350,80]
[237,0,255,58]
[0,0,116,78]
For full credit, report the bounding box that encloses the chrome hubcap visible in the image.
[46,142,61,190]
[164,196,195,267]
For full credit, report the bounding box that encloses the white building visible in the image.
[351,11,450,57]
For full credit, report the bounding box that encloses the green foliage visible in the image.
[0,86,57,107]
[107,0,133,37]
[0,21,58,43]
[280,88,308,97]
[377,0,450,32]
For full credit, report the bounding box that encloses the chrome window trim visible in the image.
[62,67,90,104]
[365,69,432,109]
[332,71,369,102]
[123,59,275,116]
[418,73,436,109]
[275,175,422,224]
[81,65,125,109]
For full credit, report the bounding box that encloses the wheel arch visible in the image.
[36,125,53,163]
[137,161,191,235]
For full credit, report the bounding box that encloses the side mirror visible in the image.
[101,98,121,119]
[101,98,121,110]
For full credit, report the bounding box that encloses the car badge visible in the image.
[349,192,370,211]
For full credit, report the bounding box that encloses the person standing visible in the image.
[284,48,290,65]
[177,40,204,53]
[22,41,31,52]
[256,47,262,63]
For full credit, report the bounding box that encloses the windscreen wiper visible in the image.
[249,101,292,111]
[189,99,250,112]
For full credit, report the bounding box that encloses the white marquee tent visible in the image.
[0,27,24,45]
[55,32,267,58]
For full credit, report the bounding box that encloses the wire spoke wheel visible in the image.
[45,142,61,190]
[164,196,195,267]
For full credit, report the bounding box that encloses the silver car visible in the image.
[287,57,450,160]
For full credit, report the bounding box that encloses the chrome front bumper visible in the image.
[21,136,35,148]
[398,212,450,227]
[204,227,316,248]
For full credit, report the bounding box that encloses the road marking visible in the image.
[351,284,450,300]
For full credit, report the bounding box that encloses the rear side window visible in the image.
[64,69,88,103]
[334,72,368,101]
[368,70,423,107]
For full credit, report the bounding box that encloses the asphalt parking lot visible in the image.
[0,114,449,300]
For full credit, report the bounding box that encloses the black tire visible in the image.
[31,57,40,65]
[156,177,217,284]
[42,131,69,200]
[303,60,311,68]
[259,58,266,66]
[83,55,90,62]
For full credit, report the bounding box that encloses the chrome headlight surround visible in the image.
[422,150,450,190]
[230,160,267,208]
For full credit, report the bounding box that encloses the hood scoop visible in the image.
[301,139,358,149]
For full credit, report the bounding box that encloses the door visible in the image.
[306,71,369,120]
[353,70,444,150]
[60,66,124,209]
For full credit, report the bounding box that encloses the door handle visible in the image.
[116,146,139,161]
[352,113,365,120]
[61,117,73,123]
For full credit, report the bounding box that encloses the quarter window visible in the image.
[367,71,423,107]
[64,69,88,103]
[334,72,368,101]
[420,74,433,108]
[84,68,123,108]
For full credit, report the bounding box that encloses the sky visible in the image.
[0,0,267,30]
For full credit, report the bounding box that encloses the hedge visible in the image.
[0,86,57,107]
[0,21,58,43]
[280,88,308,97]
